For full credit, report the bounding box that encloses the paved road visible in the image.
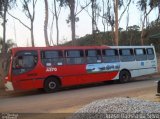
[0,79,157,113]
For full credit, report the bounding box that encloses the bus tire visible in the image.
[44,77,60,93]
[119,70,131,83]
[157,80,160,94]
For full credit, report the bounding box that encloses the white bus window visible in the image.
[119,49,135,62]
[41,50,64,66]
[147,48,154,60]
[135,49,144,55]
[66,50,85,64]
[102,49,119,63]
[135,48,147,61]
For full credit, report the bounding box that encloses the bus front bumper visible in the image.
[5,81,14,91]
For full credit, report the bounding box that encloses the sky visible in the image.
[0,0,159,47]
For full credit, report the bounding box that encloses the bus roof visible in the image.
[10,45,154,53]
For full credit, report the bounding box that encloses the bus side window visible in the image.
[41,50,64,66]
[146,48,154,60]
[102,49,119,63]
[86,50,101,64]
[119,49,135,62]
[135,48,147,61]
[66,50,85,64]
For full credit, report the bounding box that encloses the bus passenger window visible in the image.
[41,50,64,66]
[66,50,84,64]
[102,49,119,63]
[146,48,154,60]
[119,49,135,62]
[86,50,101,64]
[135,48,147,61]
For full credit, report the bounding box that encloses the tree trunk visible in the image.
[91,0,96,41]
[56,19,59,46]
[50,14,54,46]
[2,0,8,56]
[70,0,76,46]
[140,7,153,46]
[111,26,115,45]
[44,0,50,46]
[141,29,144,45]
[114,0,119,46]
[31,21,35,47]
[54,0,59,46]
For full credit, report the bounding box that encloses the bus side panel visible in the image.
[120,61,138,77]
[59,64,86,86]
[60,63,119,86]
[12,74,35,90]
[61,71,119,86]
[83,71,119,84]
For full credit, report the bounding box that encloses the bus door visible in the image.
[12,51,38,90]
[62,50,86,85]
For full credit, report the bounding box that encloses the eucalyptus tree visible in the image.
[137,0,159,45]
[114,0,119,46]
[0,0,16,55]
[54,0,60,45]
[44,0,50,46]
[8,0,38,47]
[22,0,37,47]
[91,0,99,39]
[100,0,125,45]
[50,0,62,45]
[59,0,76,45]
[127,25,140,45]
[59,0,91,46]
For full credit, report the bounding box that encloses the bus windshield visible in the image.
[12,51,38,75]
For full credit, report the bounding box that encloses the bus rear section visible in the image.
[117,46,157,82]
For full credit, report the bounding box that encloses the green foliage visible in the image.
[0,0,5,17]
[22,0,31,12]
[137,0,147,11]
[0,0,17,17]
[146,19,160,52]
[63,20,160,53]
[137,0,159,11]
[118,0,124,9]
[149,0,159,8]
[0,38,16,53]
[63,26,141,46]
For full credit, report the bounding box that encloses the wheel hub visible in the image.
[49,82,56,89]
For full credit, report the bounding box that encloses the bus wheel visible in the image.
[119,70,131,83]
[44,77,60,93]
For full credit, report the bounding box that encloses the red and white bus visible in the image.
[3,45,158,93]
